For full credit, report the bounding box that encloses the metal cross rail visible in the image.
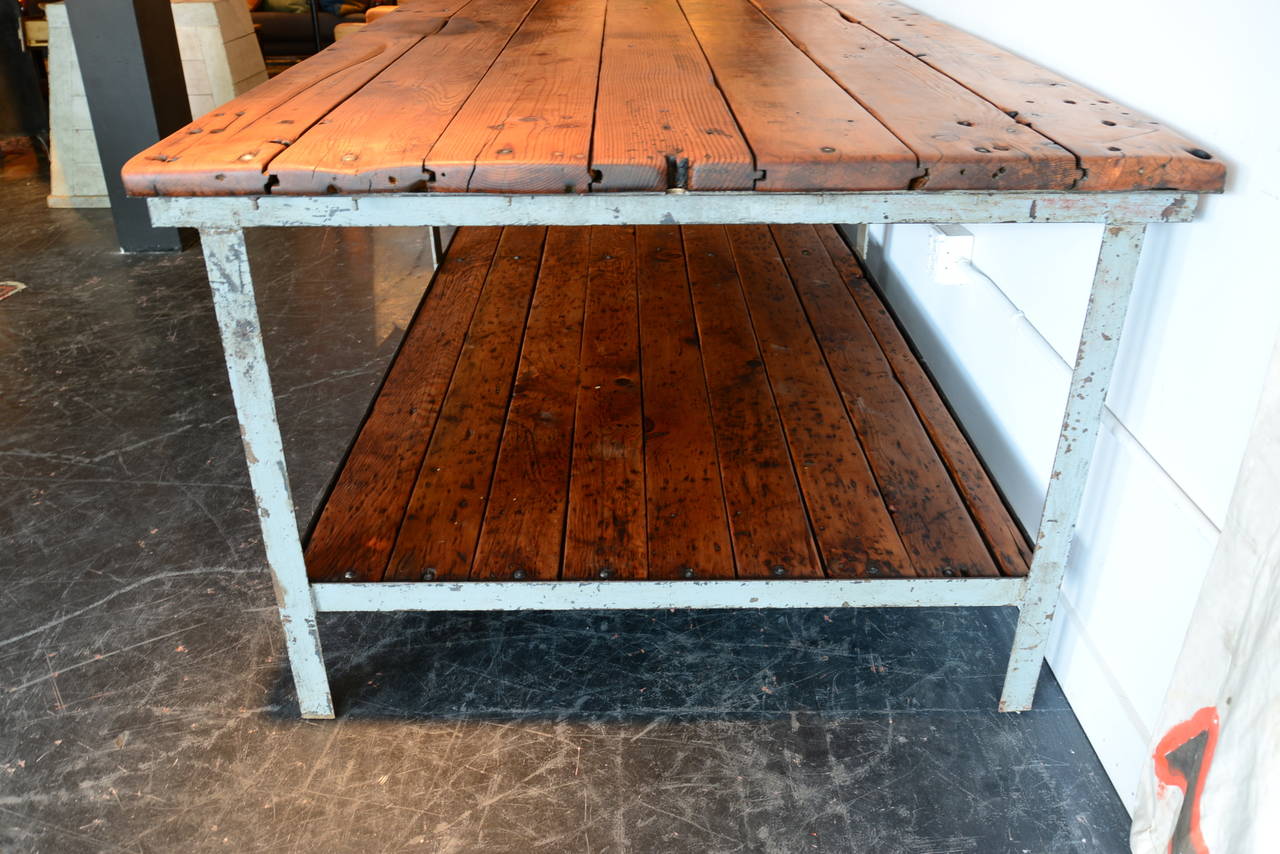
[150,189,1190,718]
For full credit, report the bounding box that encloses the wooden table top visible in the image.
[123,0,1225,197]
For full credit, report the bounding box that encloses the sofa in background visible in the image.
[250,0,396,57]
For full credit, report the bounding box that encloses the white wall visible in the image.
[856,0,1280,810]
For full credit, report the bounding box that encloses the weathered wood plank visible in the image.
[749,0,1080,190]
[121,4,465,196]
[815,224,1032,576]
[562,227,647,579]
[385,226,545,581]
[678,0,919,190]
[424,0,606,193]
[728,225,912,577]
[827,0,1225,191]
[774,224,998,577]
[683,225,821,577]
[305,226,501,581]
[591,0,756,191]
[636,226,736,580]
[269,0,540,194]
[471,227,589,580]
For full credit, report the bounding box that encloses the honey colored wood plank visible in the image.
[748,0,1080,190]
[424,0,606,193]
[772,224,997,577]
[385,227,546,581]
[636,226,736,580]
[122,4,467,196]
[270,0,540,194]
[563,227,647,579]
[815,224,1032,577]
[677,0,918,191]
[305,226,502,582]
[683,226,821,577]
[727,225,912,577]
[591,0,755,191]
[471,228,590,580]
[826,0,1225,192]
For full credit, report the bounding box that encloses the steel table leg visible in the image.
[201,228,335,719]
[999,223,1148,712]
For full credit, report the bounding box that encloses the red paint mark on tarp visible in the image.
[1153,706,1220,854]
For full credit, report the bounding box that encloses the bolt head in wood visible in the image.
[681,566,696,579]
[342,570,358,581]
[512,568,526,580]
[866,563,881,576]
[598,567,614,579]
[771,565,787,577]
[420,568,437,581]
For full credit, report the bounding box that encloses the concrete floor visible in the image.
[0,158,1131,852]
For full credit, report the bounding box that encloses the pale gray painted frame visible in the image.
[180,190,1175,718]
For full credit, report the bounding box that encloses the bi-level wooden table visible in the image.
[124,0,1224,718]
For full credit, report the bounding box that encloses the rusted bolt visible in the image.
[420,567,437,581]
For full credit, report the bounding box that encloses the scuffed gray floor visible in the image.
[0,160,1130,852]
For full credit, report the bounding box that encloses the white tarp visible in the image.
[1131,340,1280,854]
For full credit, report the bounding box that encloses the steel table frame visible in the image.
[148,189,1199,718]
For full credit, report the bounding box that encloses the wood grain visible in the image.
[749,0,1080,190]
[385,226,545,581]
[591,0,756,191]
[636,226,735,580]
[269,0,540,194]
[815,224,1032,577]
[470,227,589,579]
[827,0,1225,192]
[773,224,998,577]
[683,225,821,577]
[424,0,606,193]
[677,0,919,190]
[562,227,647,579]
[305,226,501,581]
[121,4,463,196]
[727,225,912,577]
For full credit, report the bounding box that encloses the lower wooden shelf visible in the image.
[304,223,1031,584]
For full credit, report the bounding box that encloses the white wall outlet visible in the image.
[929,224,975,285]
